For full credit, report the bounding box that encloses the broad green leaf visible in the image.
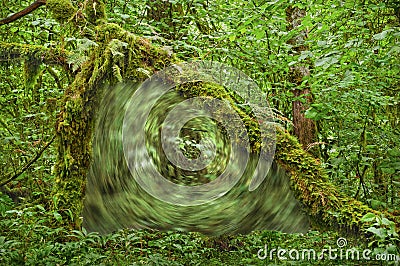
[53,211,62,222]
[373,31,388,40]
[360,213,376,222]
[366,227,386,239]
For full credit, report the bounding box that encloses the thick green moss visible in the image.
[274,128,384,236]
[0,42,69,66]
[46,0,77,24]
[52,23,175,229]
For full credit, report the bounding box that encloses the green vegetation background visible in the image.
[0,0,399,265]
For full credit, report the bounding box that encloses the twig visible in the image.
[0,135,55,187]
[0,0,46,26]
[305,141,326,151]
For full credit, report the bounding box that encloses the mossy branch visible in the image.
[49,21,399,239]
[0,42,70,67]
[0,0,82,28]
[275,128,400,238]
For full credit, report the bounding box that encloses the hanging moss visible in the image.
[46,0,77,24]
[23,55,41,89]
[84,0,107,25]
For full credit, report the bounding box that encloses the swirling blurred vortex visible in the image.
[83,61,309,235]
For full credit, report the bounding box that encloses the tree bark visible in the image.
[286,5,316,149]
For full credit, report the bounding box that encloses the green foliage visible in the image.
[361,212,400,257]
[1,198,388,265]
[0,193,14,216]
[66,37,99,71]
[0,0,399,264]
[303,1,400,212]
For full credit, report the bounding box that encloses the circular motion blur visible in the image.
[83,61,309,235]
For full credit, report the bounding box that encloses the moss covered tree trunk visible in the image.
[45,1,400,238]
[50,12,174,228]
[1,0,398,242]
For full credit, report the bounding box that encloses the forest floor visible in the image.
[1,198,397,266]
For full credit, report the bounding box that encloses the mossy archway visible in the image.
[50,19,399,240]
[1,0,397,241]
